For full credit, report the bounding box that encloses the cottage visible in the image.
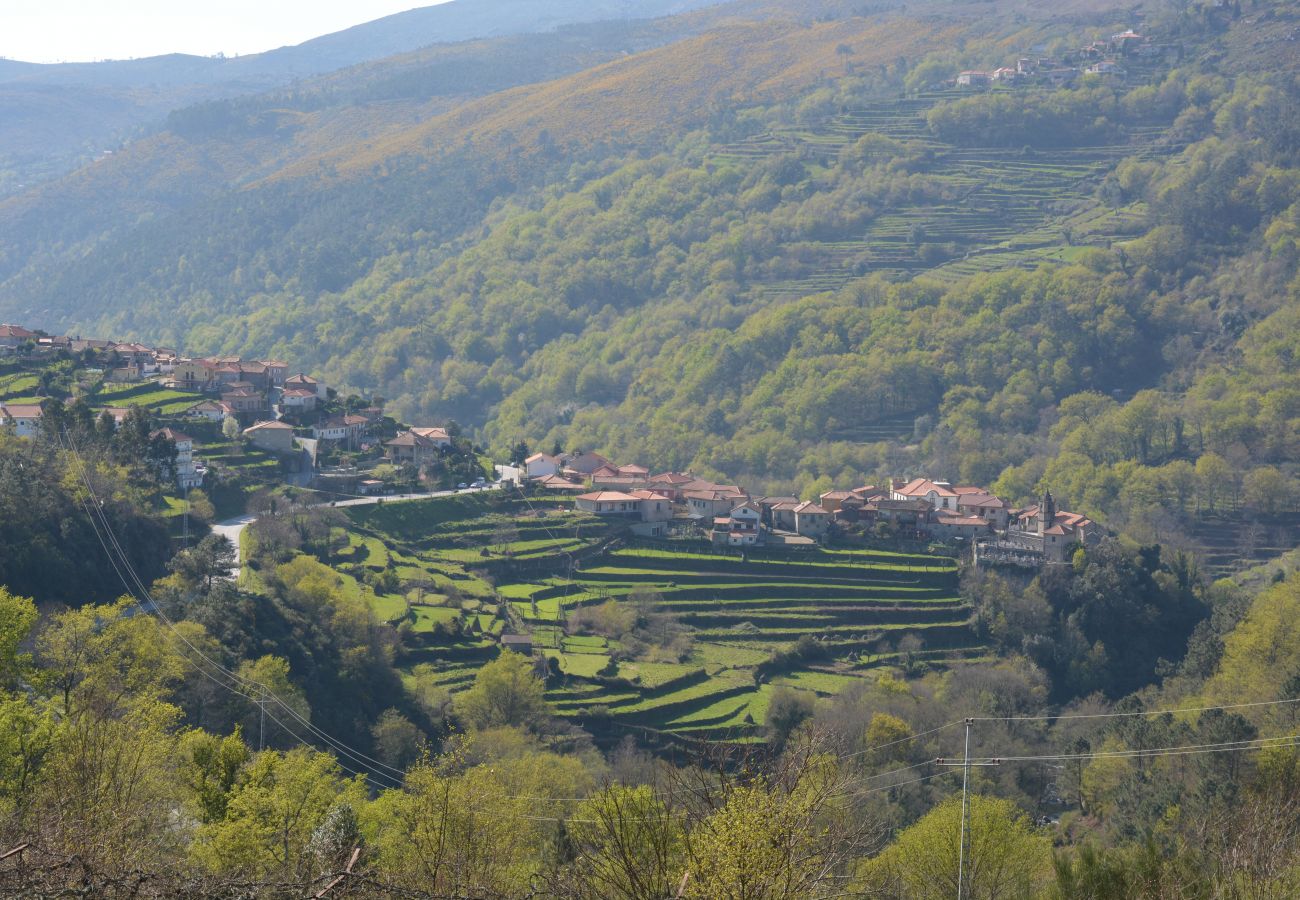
[500,634,535,655]
[575,491,641,516]
[313,414,368,446]
[243,420,296,454]
[755,496,800,529]
[411,426,452,447]
[562,451,612,477]
[534,473,586,492]
[0,402,43,437]
[892,477,960,511]
[524,453,561,479]
[685,487,748,521]
[792,501,831,539]
[955,488,1010,528]
[221,389,266,417]
[262,361,289,386]
[98,407,133,429]
[711,502,763,548]
[187,399,235,422]
[173,359,217,391]
[152,427,201,488]
[818,490,856,513]
[385,430,443,467]
[872,498,934,527]
[932,512,993,539]
[0,324,38,351]
[631,490,673,522]
[285,373,327,400]
[956,70,992,86]
[280,387,319,411]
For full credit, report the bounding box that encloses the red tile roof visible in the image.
[577,491,640,502]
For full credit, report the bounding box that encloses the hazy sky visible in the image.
[2,1,448,64]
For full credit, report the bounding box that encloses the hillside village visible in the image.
[525,450,1098,566]
[3,321,1103,568]
[0,323,486,504]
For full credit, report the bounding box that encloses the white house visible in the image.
[313,414,367,444]
[711,502,763,547]
[525,453,561,479]
[891,477,960,511]
[0,403,43,437]
[153,427,202,488]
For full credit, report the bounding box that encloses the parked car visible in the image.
[457,482,468,489]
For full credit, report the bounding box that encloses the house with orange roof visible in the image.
[385,430,444,467]
[534,473,586,491]
[891,477,960,511]
[955,489,1010,529]
[0,324,38,351]
[575,491,642,516]
[411,426,451,447]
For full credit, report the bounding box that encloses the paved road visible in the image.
[212,484,506,577]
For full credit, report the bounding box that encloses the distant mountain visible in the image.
[0,0,731,193]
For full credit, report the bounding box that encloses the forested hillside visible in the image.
[5,1,1300,893]
[2,0,1298,551]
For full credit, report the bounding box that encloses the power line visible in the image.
[973,695,1300,723]
[59,428,407,789]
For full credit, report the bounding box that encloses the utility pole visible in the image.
[958,717,972,900]
[258,687,267,752]
[181,483,190,548]
[936,720,999,900]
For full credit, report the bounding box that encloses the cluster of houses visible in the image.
[520,450,1097,563]
[1,324,465,493]
[818,477,1098,563]
[955,28,1180,88]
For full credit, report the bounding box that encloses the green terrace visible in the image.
[494,544,979,743]
[89,379,203,415]
[711,89,1178,297]
[314,495,982,745]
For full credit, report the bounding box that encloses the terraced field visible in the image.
[328,492,624,666]
[498,544,977,743]
[714,90,1170,298]
[90,379,204,415]
[323,496,977,745]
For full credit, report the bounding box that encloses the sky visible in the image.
[2,1,448,64]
